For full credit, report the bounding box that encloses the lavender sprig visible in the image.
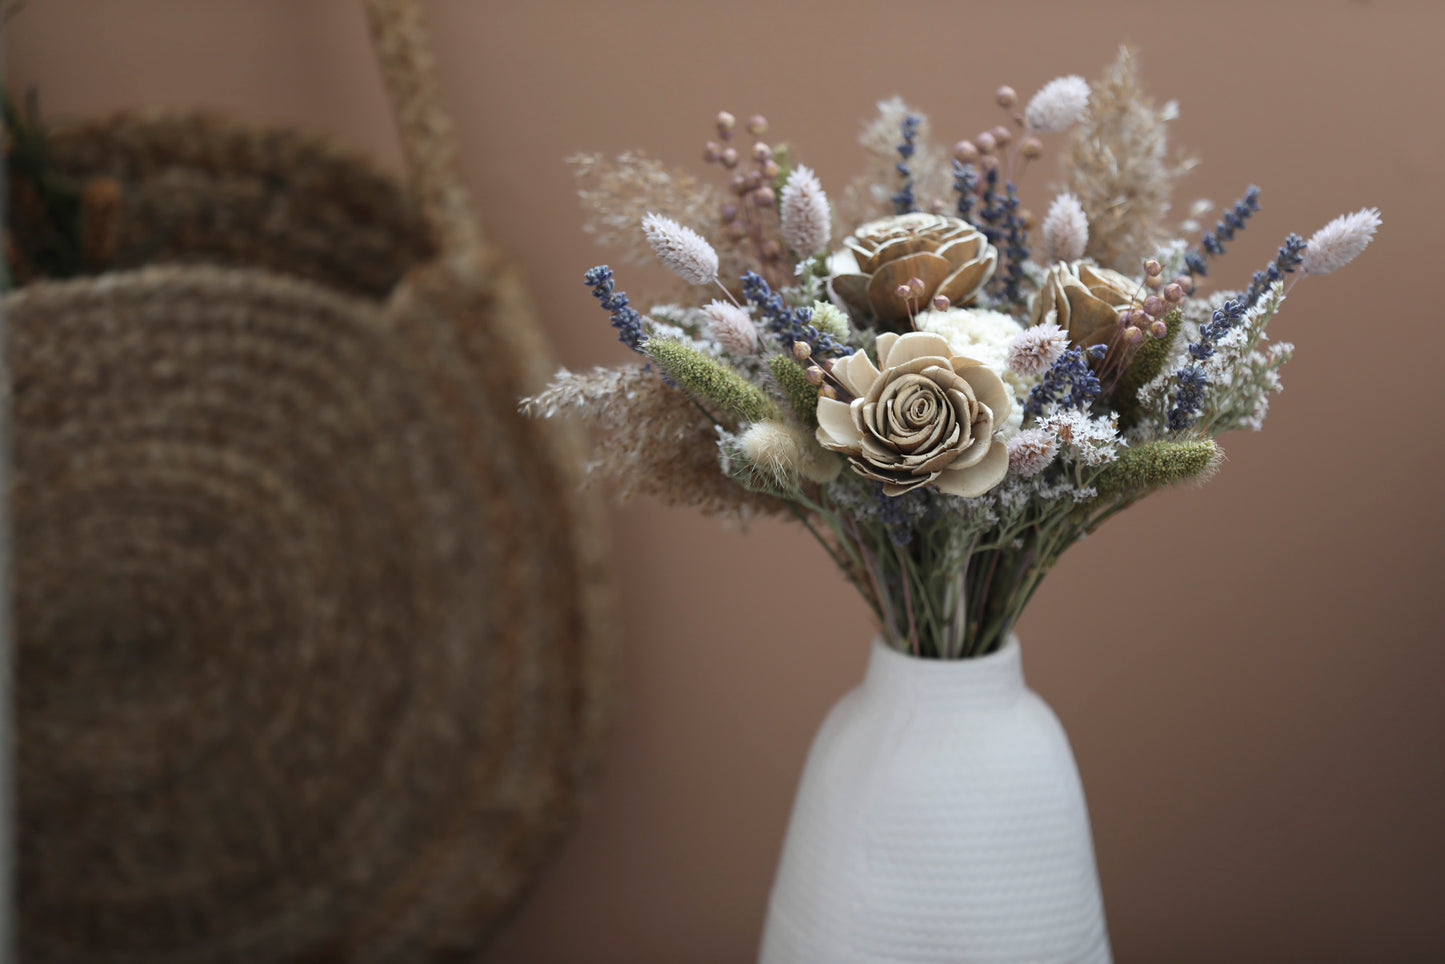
[740,271,853,359]
[1167,298,1248,430]
[1024,344,1106,419]
[951,159,977,223]
[890,113,921,215]
[1185,185,1261,276]
[995,180,1029,304]
[975,166,1005,246]
[1186,298,1248,363]
[1167,296,1248,427]
[1242,233,1305,308]
[583,265,646,352]
[1167,365,1208,432]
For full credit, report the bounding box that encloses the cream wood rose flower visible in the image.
[815,331,1011,497]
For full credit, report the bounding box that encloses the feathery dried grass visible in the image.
[568,151,751,294]
[836,99,951,230]
[1064,46,1195,271]
[522,365,788,519]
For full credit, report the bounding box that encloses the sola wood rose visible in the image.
[1030,260,1145,347]
[540,77,1379,662]
[828,213,997,331]
[816,331,1011,497]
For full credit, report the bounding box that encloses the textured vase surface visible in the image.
[759,637,1111,964]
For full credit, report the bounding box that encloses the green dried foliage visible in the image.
[644,338,780,424]
[1093,438,1219,498]
[1111,307,1182,429]
[769,354,820,428]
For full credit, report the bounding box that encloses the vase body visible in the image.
[759,637,1111,964]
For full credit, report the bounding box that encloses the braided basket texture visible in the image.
[6,4,613,959]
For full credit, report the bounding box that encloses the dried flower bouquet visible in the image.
[527,49,1379,659]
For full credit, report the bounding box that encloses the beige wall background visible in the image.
[8,1,1444,961]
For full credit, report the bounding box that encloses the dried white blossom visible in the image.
[1007,429,1058,477]
[701,300,758,356]
[1301,207,1381,275]
[1025,76,1091,133]
[642,212,718,285]
[780,164,831,258]
[1042,192,1089,263]
[1006,323,1069,376]
[1037,409,1121,466]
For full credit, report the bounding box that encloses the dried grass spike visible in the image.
[1065,46,1195,271]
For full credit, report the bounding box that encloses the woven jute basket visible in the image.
[6,2,613,961]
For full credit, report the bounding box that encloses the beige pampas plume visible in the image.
[780,164,831,258]
[521,366,787,519]
[1042,192,1089,264]
[1065,46,1196,271]
[1301,207,1381,275]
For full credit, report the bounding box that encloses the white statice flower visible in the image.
[917,306,1032,438]
[1037,409,1122,466]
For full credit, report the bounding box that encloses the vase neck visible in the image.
[861,635,1025,710]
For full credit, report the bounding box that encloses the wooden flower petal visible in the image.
[829,273,872,317]
[956,364,1011,425]
[865,252,952,324]
[833,349,881,398]
[934,439,1009,497]
[815,396,862,449]
[873,332,899,367]
[936,257,996,307]
[878,331,954,370]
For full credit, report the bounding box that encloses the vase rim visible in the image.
[869,633,1020,664]
[863,634,1026,707]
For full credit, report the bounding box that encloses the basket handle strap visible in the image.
[362,0,481,258]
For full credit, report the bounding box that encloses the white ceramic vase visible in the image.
[758,636,1111,964]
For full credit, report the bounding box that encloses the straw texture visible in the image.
[6,2,614,959]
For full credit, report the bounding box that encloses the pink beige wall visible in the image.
[9,2,1445,960]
